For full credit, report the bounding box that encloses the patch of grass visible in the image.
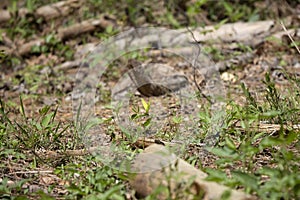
[0,96,74,154]
[202,73,300,199]
[0,97,79,198]
[55,160,126,200]
[0,95,129,199]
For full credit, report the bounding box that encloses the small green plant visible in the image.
[241,82,263,113]
[30,33,74,60]
[130,98,152,128]
[263,72,300,124]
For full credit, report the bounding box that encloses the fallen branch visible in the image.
[9,170,53,175]
[0,0,82,24]
[54,60,82,71]
[57,16,115,40]
[3,15,115,57]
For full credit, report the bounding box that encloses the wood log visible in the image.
[3,15,115,56]
[0,0,82,24]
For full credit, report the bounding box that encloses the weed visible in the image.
[55,157,126,199]
[0,97,75,158]
[204,74,300,199]
[130,98,151,128]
